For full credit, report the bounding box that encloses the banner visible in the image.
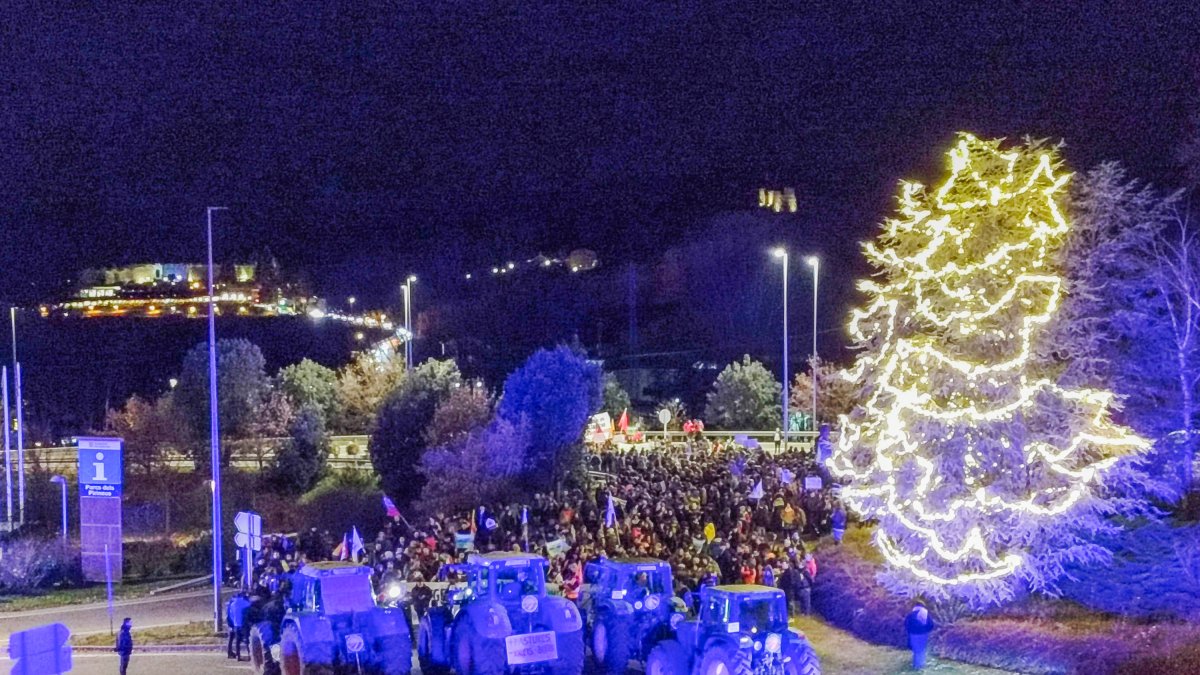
[804,476,823,491]
[454,532,476,550]
[546,538,570,558]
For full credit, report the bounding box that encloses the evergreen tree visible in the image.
[830,134,1159,606]
[368,359,460,503]
[273,405,329,494]
[704,355,781,430]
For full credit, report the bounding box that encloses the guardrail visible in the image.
[24,429,827,473]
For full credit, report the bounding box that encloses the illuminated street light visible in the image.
[771,247,789,448]
[805,255,820,427]
[348,296,356,309]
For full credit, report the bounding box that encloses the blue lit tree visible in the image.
[497,346,602,489]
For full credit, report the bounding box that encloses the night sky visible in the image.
[2,1,1197,306]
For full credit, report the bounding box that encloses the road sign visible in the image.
[78,437,123,583]
[77,437,123,497]
[8,622,72,675]
[657,409,671,425]
[234,511,262,551]
[345,633,365,654]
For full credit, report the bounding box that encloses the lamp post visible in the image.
[348,296,356,311]
[805,256,820,428]
[2,365,10,528]
[11,308,23,525]
[49,475,66,543]
[403,275,416,370]
[206,206,228,634]
[771,248,789,449]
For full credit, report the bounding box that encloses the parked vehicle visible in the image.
[580,557,687,674]
[645,584,820,675]
[248,561,411,675]
[418,552,585,675]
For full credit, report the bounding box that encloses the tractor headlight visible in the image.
[670,613,684,629]
[739,636,752,648]
[634,601,643,610]
[521,595,539,613]
[753,640,762,651]
[645,595,660,611]
[765,633,782,654]
[386,584,402,600]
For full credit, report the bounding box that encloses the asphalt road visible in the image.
[0,651,252,675]
[0,589,217,643]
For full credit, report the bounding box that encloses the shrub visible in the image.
[299,471,384,537]
[0,538,82,592]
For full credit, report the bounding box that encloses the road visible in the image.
[0,589,216,642]
[0,651,251,675]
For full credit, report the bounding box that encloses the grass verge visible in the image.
[72,621,223,647]
[793,615,1014,675]
[0,577,195,613]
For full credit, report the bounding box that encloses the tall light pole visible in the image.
[806,256,820,428]
[403,275,416,370]
[50,475,66,543]
[206,206,228,633]
[771,248,789,449]
[2,366,10,528]
[10,309,23,525]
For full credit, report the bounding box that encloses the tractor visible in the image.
[645,585,820,675]
[417,552,585,675]
[580,557,688,674]
[248,561,412,675]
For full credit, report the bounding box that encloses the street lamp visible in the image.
[403,275,417,370]
[805,255,820,429]
[205,206,228,634]
[771,247,789,449]
[348,296,356,311]
[49,475,66,543]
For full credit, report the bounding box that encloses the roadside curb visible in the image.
[75,644,224,653]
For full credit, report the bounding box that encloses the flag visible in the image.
[749,480,765,501]
[605,494,617,528]
[521,506,530,552]
[350,527,365,562]
[780,468,795,485]
[730,456,746,477]
[382,495,400,519]
[617,408,629,433]
[455,532,476,550]
[333,532,349,561]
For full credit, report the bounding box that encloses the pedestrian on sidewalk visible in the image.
[905,600,936,670]
[226,591,251,660]
[114,617,133,675]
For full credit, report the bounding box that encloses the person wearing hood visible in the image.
[905,600,936,670]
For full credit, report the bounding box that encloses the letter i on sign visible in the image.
[92,453,108,482]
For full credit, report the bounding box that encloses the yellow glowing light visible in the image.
[828,134,1148,587]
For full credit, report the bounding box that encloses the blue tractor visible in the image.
[417,552,585,675]
[248,561,412,675]
[645,585,820,675]
[580,557,687,674]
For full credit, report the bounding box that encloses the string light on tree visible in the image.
[828,133,1151,605]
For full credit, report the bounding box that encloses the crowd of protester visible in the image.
[226,439,847,652]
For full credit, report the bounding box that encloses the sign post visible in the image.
[77,437,123,583]
[657,409,671,445]
[234,511,262,591]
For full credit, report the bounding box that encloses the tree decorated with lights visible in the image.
[830,134,1157,606]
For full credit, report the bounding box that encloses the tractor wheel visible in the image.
[697,642,752,675]
[551,629,585,675]
[250,622,279,675]
[377,634,413,675]
[452,622,506,675]
[591,615,632,675]
[418,613,450,675]
[280,624,335,675]
[783,641,821,675]
[646,639,688,675]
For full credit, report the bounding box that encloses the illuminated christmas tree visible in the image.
[829,134,1153,606]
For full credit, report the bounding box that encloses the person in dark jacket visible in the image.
[226,592,251,660]
[115,617,133,675]
[905,600,936,670]
[831,502,847,544]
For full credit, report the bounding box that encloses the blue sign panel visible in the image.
[77,437,123,497]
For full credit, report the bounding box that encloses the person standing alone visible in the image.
[114,617,133,675]
[905,600,936,670]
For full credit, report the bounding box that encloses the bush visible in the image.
[0,538,82,593]
[123,536,212,579]
[299,471,384,538]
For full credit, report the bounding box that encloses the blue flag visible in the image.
[605,494,617,528]
[748,480,765,501]
[730,456,747,477]
[780,468,795,485]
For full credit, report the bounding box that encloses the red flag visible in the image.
[618,409,629,433]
